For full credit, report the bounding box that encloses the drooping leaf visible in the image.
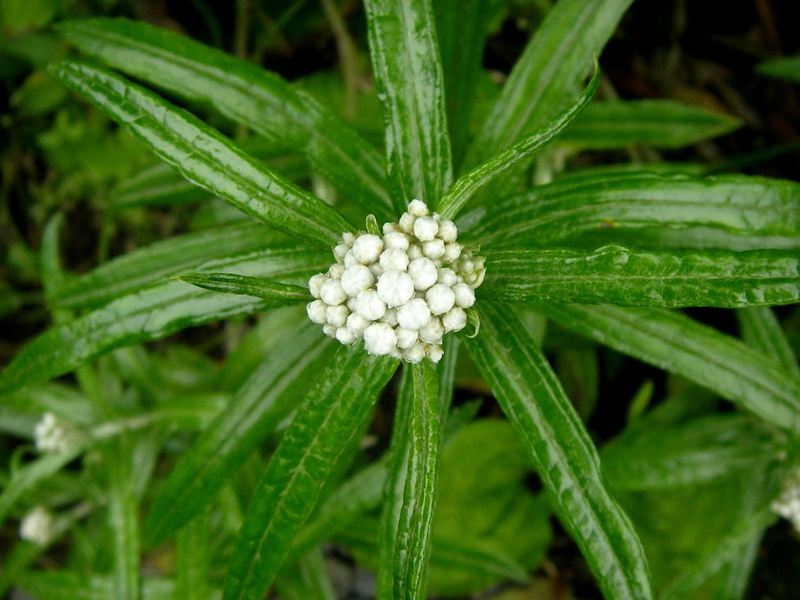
[56,18,393,219]
[364,0,452,211]
[222,348,398,600]
[466,302,652,600]
[181,272,309,302]
[437,64,599,219]
[459,172,800,248]
[55,222,280,310]
[144,314,335,546]
[560,100,741,149]
[0,244,327,395]
[466,0,633,164]
[482,245,800,308]
[541,304,800,431]
[49,61,352,247]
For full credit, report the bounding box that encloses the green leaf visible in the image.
[0,244,327,395]
[107,437,141,600]
[560,100,741,149]
[181,272,309,302]
[175,507,212,600]
[364,0,452,210]
[757,55,800,84]
[466,302,652,600]
[391,362,441,599]
[49,61,351,247]
[16,571,179,600]
[222,348,398,600]
[466,0,633,164]
[541,304,800,431]
[55,222,280,310]
[144,314,335,546]
[602,414,779,490]
[481,245,800,308]
[56,18,393,219]
[737,307,800,377]
[460,172,800,248]
[437,64,598,220]
[274,550,336,600]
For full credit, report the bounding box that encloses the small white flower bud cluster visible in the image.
[307,200,485,363]
[773,468,800,532]
[34,412,79,455]
[19,505,54,546]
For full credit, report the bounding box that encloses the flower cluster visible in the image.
[772,468,800,532]
[307,200,485,363]
[34,412,80,455]
[19,505,54,546]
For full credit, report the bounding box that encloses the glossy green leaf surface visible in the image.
[466,0,633,164]
[482,245,800,307]
[392,361,441,599]
[223,348,398,600]
[144,315,334,546]
[364,0,452,210]
[437,64,598,219]
[757,55,800,84]
[541,305,800,430]
[49,61,351,247]
[55,222,279,309]
[460,172,800,248]
[57,18,393,218]
[561,100,741,149]
[466,302,652,600]
[0,244,327,395]
[181,272,309,302]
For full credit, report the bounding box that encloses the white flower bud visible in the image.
[408,257,438,291]
[413,216,439,241]
[308,274,327,298]
[377,270,415,308]
[403,343,426,363]
[327,305,349,327]
[383,222,397,233]
[342,232,356,245]
[320,279,347,306]
[352,234,383,264]
[427,345,444,363]
[336,327,357,345]
[442,242,462,262]
[307,300,328,324]
[384,231,410,251]
[453,282,476,308]
[419,317,444,344]
[328,263,345,278]
[438,220,458,242]
[341,265,375,297]
[399,212,416,233]
[34,413,79,455]
[407,244,423,260]
[346,312,370,334]
[426,284,456,316]
[381,308,398,326]
[355,290,387,321]
[395,328,418,349]
[370,263,384,277]
[408,199,429,217]
[20,506,53,546]
[333,243,349,260]
[344,251,360,267]
[363,323,397,356]
[379,248,410,271]
[437,268,458,287]
[323,324,336,337]
[422,239,445,260]
[442,307,467,332]
[397,298,431,330]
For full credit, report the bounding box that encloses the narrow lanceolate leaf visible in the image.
[55,222,279,309]
[364,0,452,210]
[437,65,598,220]
[144,318,335,546]
[175,508,211,600]
[392,362,441,599]
[560,100,742,149]
[57,18,392,218]
[181,272,309,302]
[466,302,652,600]
[757,55,800,84]
[0,244,327,395]
[108,438,140,600]
[223,348,398,600]
[17,571,177,600]
[482,246,800,308]
[460,172,800,248]
[466,0,633,164]
[737,307,800,377]
[541,305,800,431]
[660,510,777,600]
[49,61,351,247]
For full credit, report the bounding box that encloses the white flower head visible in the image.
[307,200,485,363]
[34,412,81,455]
[20,505,54,546]
[773,468,800,532]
